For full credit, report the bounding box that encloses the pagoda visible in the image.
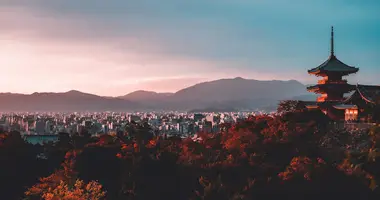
[306,26,359,120]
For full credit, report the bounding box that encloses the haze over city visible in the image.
[1,0,379,96]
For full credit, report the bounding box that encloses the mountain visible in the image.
[166,77,309,111]
[119,90,173,101]
[174,77,306,101]
[0,78,311,112]
[0,90,140,112]
[118,77,309,111]
[119,90,174,109]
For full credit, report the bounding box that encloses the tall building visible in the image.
[306,27,358,120]
[45,121,53,134]
[305,27,380,122]
[35,121,45,134]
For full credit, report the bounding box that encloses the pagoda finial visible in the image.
[330,26,334,56]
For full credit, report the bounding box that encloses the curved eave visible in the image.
[344,84,359,103]
[357,85,376,104]
[307,86,320,93]
[307,69,321,75]
[344,84,380,105]
[333,104,358,110]
[306,105,319,109]
[307,55,359,76]
[307,85,331,93]
[308,68,359,76]
[306,85,322,93]
[307,84,356,93]
[343,93,355,103]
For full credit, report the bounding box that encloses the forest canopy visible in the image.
[1,110,380,200]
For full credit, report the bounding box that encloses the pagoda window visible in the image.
[345,109,358,121]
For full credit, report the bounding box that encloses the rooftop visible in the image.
[308,55,359,75]
[308,26,359,76]
[345,85,380,105]
[307,83,356,93]
[333,104,358,110]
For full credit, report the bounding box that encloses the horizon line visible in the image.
[0,77,307,97]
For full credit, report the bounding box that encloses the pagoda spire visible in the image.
[330,26,334,57]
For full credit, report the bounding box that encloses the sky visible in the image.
[0,0,379,96]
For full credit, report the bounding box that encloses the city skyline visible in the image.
[1,0,379,96]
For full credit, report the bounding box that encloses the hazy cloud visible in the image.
[0,0,379,95]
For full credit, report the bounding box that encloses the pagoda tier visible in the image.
[307,83,356,94]
[308,55,359,77]
[308,26,359,77]
[307,26,359,104]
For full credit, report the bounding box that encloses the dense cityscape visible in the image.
[0,111,270,144]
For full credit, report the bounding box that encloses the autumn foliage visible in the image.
[1,111,380,199]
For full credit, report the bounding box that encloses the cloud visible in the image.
[0,4,285,96]
[0,0,379,96]
[0,6,221,95]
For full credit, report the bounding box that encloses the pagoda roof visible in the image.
[308,55,359,75]
[345,84,380,105]
[307,83,356,93]
[302,101,343,109]
[333,104,357,110]
[303,101,319,109]
[308,26,359,76]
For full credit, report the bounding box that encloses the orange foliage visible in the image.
[25,150,84,198]
[19,113,379,199]
[278,157,326,181]
[32,179,106,200]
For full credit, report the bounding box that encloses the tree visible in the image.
[27,179,106,200]
[0,131,45,199]
[277,100,306,114]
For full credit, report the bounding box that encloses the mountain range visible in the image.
[0,77,316,112]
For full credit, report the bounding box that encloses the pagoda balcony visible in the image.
[317,79,347,85]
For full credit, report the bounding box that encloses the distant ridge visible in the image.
[0,90,140,112]
[0,78,311,112]
[119,90,173,101]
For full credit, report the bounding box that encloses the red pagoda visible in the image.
[306,26,359,120]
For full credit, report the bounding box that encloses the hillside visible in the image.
[0,78,310,112]
[0,90,139,112]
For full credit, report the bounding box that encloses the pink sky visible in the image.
[0,6,303,96]
[5,2,377,96]
[0,34,288,96]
